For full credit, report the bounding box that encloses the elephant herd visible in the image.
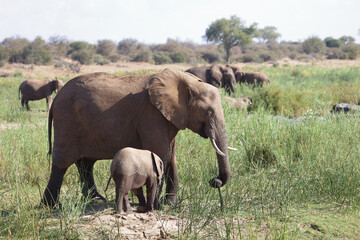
[17,64,270,213]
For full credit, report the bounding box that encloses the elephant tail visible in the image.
[18,86,21,100]
[104,175,112,194]
[47,104,53,163]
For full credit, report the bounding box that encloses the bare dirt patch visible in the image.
[75,210,180,239]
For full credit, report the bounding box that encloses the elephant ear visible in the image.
[149,68,191,130]
[209,64,223,85]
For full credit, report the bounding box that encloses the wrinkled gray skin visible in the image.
[235,71,270,87]
[42,69,231,209]
[105,147,164,213]
[18,78,64,110]
[224,96,253,110]
[186,64,236,95]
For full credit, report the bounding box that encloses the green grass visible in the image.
[1,66,360,239]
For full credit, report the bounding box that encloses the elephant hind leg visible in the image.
[41,165,68,208]
[75,158,105,201]
[25,100,30,111]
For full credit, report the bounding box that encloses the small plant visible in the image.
[13,71,23,77]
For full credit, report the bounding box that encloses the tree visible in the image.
[204,15,258,63]
[324,37,342,48]
[257,26,281,43]
[49,35,70,59]
[339,36,355,45]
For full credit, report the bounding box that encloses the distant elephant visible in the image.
[42,69,233,208]
[18,78,64,110]
[105,147,164,213]
[224,96,253,110]
[227,64,242,76]
[185,64,236,95]
[235,71,270,87]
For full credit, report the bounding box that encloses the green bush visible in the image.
[94,54,110,65]
[96,40,117,58]
[326,48,346,59]
[71,49,94,65]
[13,71,23,77]
[325,37,342,48]
[301,36,326,54]
[0,44,8,62]
[201,51,221,63]
[132,48,153,63]
[22,37,53,65]
[153,52,172,65]
[342,44,359,60]
[169,52,187,63]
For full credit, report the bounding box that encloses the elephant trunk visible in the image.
[206,120,230,188]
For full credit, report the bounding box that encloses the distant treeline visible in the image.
[0,35,358,67]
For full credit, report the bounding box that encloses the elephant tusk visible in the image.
[228,146,238,151]
[210,138,226,156]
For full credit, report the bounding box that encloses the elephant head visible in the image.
[149,69,230,188]
[234,71,245,83]
[210,65,236,95]
[50,77,64,93]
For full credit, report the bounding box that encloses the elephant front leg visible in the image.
[46,96,52,111]
[165,139,179,205]
[41,165,68,208]
[76,159,106,201]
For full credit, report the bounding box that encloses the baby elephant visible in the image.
[224,96,253,110]
[105,147,164,214]
[18,78,64,110]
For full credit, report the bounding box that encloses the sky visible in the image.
[0,0,359,44]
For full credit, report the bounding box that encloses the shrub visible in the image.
[13,71,23,77]
[169,52,187,63]
[324,37,342,48]
[342,44,359,60]
[71,49,94,65]
[201,51,221,63]
[22,37,53,65]
[2,37,29,63]
[0,44,8,62]
[241,54,257,63]
[153,52,172,65]
[48,35,70,60]
[326,48,346,59]
[96,40,117,58]
[94,54,110,65]
[301,36,325,54]
[68,41,95,64]
[132,48,153,63]
[0,61,5,67]
[117,38,138,55]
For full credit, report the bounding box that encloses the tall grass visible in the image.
[1,66,360,238]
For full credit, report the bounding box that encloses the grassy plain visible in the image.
[1,61,360,239]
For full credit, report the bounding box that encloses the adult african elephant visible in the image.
[42,69,232,208]
[185,64,236,95]
[235,71,270,87]
[18,78,64,110]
